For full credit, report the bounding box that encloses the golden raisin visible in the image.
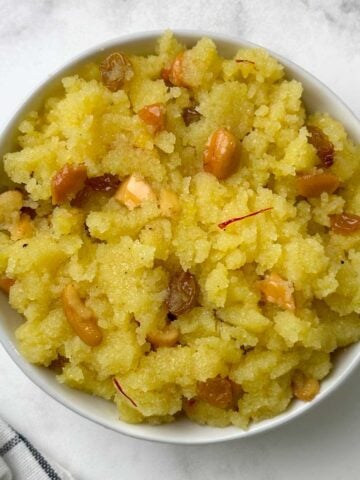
[296,171,340,198]
[166,270,198,316]
[257,272,295,311]
[330,213,360,235]
[182,107,201,126]
[138,103,166,134]
[51,163,87,204]
[147,325,180,348]
[100,52,134,92]
[307,125,334,168]
[203,128,239,180]
[292,371,320,402]
[11,214,34,241]
[0,276,15,294]
[168,53,188,87]
[196,376,241,409]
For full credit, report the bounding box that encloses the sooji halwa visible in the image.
[1,32,360,428]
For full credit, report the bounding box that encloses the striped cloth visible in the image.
[0,417,73,480]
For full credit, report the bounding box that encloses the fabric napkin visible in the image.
[0,417,73,480]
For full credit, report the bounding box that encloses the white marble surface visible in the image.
[0,0,360,478]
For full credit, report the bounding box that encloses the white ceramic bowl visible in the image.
[1,30,359,445]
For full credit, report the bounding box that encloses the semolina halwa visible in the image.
[1,31,360,428]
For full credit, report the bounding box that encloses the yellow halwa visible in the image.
[1,31,360,428]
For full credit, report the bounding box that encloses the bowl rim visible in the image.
[1,29,360,445]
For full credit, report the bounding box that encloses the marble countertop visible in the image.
[1,0,360,479]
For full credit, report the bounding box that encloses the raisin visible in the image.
[296,172,340,197]
[51,163,87,204]
[20,206,36,219]
[330,213,360,235]
[186,398,197,408]
[160,67,172,87]
[100,52,134,92]
[292,371,320,402]
[307,125,334,168]
[197,376,243,409]
[182,107,201,126]
[49,355,69,373]
[166,270,198,316]
[257,272,295,311]
[168,53,188,87]
[0,277,15,294]
[138,103,166,133]
[71,185,92,208]
[71,174,120,207]
[86,174,120,192]
[161,67,171,81]
[11,213,34,241]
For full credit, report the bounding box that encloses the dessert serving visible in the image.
[1,31,359,428]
